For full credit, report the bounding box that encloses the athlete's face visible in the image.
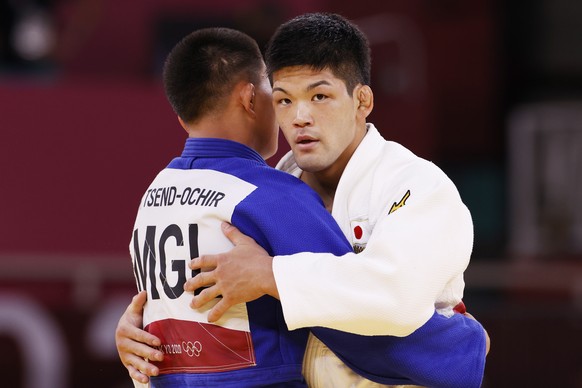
[272,66,368,180]
[253,64,279,159]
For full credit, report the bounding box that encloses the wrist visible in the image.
[262,256,279,299]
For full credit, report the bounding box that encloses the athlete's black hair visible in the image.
[265,13,371,93]
[163,28,263,123]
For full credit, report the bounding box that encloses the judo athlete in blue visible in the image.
[127,28,352,387]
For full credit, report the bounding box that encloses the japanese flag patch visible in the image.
[350,219,371,253]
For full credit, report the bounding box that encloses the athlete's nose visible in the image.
[292,101,313,127]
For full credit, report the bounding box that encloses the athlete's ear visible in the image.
[240,82,256,118]
[355,85,374,118]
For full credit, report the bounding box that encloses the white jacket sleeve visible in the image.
[273,177,473,336]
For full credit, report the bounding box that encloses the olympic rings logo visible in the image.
[182,340,202,357]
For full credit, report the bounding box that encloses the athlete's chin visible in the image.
[294,156,327,174]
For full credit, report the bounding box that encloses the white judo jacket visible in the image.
[274,123,473,337]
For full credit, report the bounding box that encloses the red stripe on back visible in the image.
[145,319,255,374]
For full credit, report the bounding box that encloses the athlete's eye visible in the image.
[312,94,327,102]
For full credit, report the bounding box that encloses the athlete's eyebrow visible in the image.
[272,80,332,94]
[305,80,331,91]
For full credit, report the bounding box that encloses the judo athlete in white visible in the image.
[116,12,489,388]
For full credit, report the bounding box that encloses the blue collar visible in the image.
[181,138,266,165]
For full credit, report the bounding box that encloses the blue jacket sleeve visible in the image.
[312,311,487,388]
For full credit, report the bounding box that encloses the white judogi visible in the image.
[275,123,473,387]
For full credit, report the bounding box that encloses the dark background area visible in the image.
[1,0,581,387]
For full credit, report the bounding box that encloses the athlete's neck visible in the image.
[301,172,336,213]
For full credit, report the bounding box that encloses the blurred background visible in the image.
[0,0,581,387]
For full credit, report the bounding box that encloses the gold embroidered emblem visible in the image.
[389,190,411,214]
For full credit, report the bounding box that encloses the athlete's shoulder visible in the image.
[245,163,323,206]
[378,140,452,187]
[360,133,463,215]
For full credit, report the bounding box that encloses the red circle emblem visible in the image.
[354,225,363,239]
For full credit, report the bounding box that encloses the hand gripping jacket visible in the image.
[129,138,353,387]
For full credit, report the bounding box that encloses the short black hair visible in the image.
[163,27,263,123]
[265,13,371,93]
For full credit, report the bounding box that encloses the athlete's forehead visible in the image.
[272,66,347,94]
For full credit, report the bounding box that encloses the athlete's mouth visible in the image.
[296,135,317,145]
